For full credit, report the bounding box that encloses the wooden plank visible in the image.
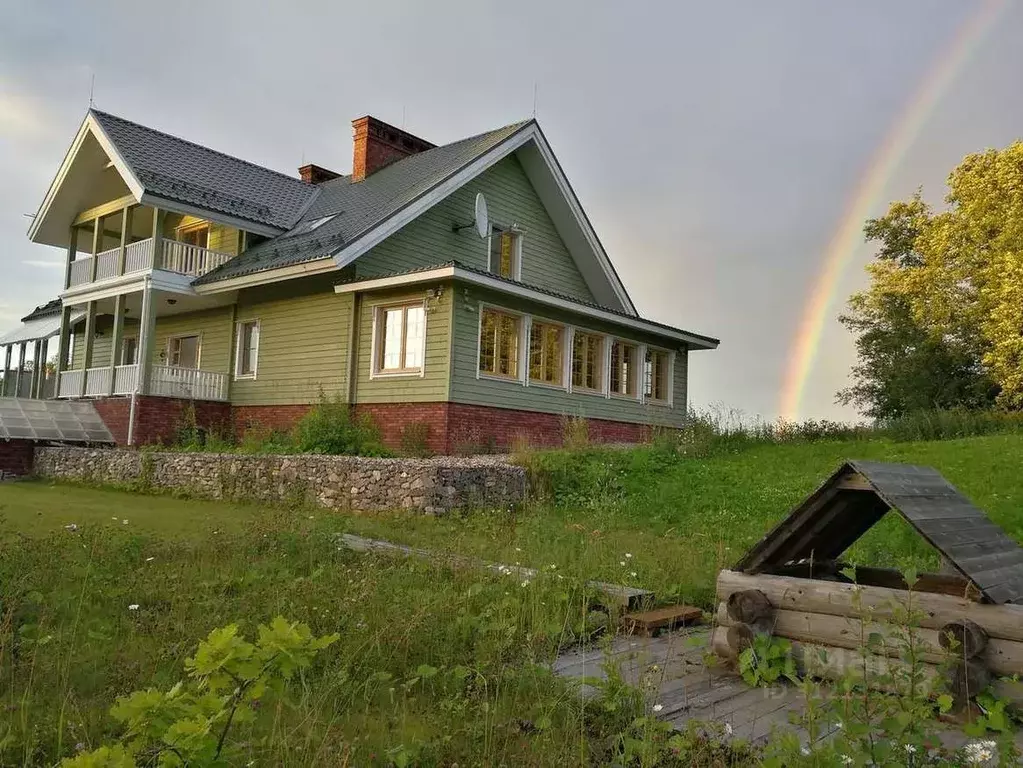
[835,471,872,491]
[339,533,653,608]
[621,604,702,636]
[716,571,1023,638]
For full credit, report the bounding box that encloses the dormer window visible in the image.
[489,225,521,281]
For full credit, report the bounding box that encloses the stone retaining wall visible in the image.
[33,447,526,514]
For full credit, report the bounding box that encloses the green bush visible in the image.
[880,408,1023,442]
[293,392,391,457]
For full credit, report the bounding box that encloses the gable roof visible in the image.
[89,110,316,230]
[735,460,1023,604]
[194,121,529,285]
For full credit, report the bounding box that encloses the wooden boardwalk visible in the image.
[553,628,1023,751]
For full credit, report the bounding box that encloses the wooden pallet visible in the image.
[621,604,702,637]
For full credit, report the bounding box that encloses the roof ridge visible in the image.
[89,108,310,188]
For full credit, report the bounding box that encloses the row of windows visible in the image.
[115,321,260,379]
[477,307,673,404]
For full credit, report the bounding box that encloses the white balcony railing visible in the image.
[158,240,233,278]
[57,363,227,402]
[65,237,232,289]
[150,366,229,402]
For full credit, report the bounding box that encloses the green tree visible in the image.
[837,139,1023,415]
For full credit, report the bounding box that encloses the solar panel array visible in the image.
[0,397,114,443]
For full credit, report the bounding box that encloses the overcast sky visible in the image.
[2,0,1021,421]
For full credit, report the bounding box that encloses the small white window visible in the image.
[374,303,426,375]
[121,337,138,366]
[235,320,260,378]
[167,335,200,369]
[488,225,522,280]
[644,349,670,403]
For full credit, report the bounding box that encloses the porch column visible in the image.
[151,207,164,269]
[80,301,97,397]
[39,338,50,398]
[136,277,156,396]
[64,226,77,290]
[117,205,133,275]
[56,305,72,378]
[30,339,42,398]
[14,342,26,397]
[108,294,126,395]
[90,215,102,282]
[1,345,10,396]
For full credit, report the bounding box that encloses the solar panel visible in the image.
[0,397,115,444]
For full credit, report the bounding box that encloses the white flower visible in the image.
[630,572,637,577]
[111,517,118,520]
[835,721,843,729]
[128,604,139,611]
[520,580,530,588]
[515,547,522,552]
[724,723,733,735]
[904,744,916,754]
[800,746,811,756]
[619,561,626,566]
[145,557,155,562]
[64,524,78,531]
[652,704,663,712]
[625,553,632,559]
[122,519,128,525]
[964,741,997,764]
[840,757,853,766]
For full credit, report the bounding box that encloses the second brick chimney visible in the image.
[351,116,435,182]
[298,164,342,185]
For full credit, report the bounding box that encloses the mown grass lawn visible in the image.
[3,433,1023,765]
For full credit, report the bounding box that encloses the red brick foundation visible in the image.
[89,398,653,454]
[0,439,35,477]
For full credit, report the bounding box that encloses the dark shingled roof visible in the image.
[735,460,1023,604]
[193,120,532,284]
[91,110,316,230]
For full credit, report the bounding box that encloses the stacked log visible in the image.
[714,570,1023,707]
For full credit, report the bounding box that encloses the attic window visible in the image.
[488,225,521,280]
[287,214,337,238]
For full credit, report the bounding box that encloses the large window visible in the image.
[644,349,670,403]
[479,309,521,378]
[571,331,603,392]
[609,339,638,397]
[167,335,200,369]
[489,226,521,280]
[375,303,426,375]
[235,320,260,378]
[528,321,564,386]
[178,222,210,248]
[121,337,137,366]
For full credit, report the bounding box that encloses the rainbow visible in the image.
[778,0,1009,421]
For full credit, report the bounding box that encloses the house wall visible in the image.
[353,285,453,404]
[151,307,234,373]
[163,213,241,256]
[448,284,689,428]
[354,155,596,303]
[230,273,350,406]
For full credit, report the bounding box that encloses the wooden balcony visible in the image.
[57,364,229,402]
[67,238,234,288]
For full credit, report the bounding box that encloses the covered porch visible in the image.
[55,285,234,403]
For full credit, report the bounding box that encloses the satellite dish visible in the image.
[474,192,489,239]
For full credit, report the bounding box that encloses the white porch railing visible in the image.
[58,369,84,397]
[68,257,94,287]
[65,237,232,289]
[113,364,139,395]
[158,240,234,278]
[150,366,229,402]
[95,247,121,280]
[125,239,154,273]
[83,367,112,396]
[57,364,227,402]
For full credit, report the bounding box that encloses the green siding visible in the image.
[152,307,234,373]
[354,286,452,404]
[355,155,595,303]
[448,285,689,428]
[163,214,241,256]
[230,274,350,405]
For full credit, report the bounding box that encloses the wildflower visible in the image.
[122,519,128,525]
[652,704,663,712]
[904,744,916,754]
[625,553,632,559]
[521,580,530,587]
[620,561,626,566]
[840,757,853,766]
[128,604,139,611]
[515,547,522,552]
[111,516,118,520]
[801,746,811,756]
[724,722,733,735]
[64,523,78,531]
[145,556,155,562]
[964,741,996,764]
[835,721,843,729]
[630,572,637,577]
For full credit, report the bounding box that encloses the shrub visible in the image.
[293,392,391,456]
[399,421,433,457]
[238,422,295,454]
[562,415,590,450]
[880,408,1023,442]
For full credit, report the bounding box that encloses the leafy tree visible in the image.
[837,139,1023,415]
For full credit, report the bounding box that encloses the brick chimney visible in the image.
[351,116,435,182]
[299,164,341,184]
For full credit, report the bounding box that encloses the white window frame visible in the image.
[569,328,607,396]
[165,332,202,369]
[234,319,260,380]
[641,345,674,407]
[476,302,528,383]
[525,314,568,390]
[607,337,642,401]
[120,336,138,366]
[486,225,523,282]
[369,299,428,379]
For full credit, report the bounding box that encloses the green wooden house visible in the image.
[5,110,717,452]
